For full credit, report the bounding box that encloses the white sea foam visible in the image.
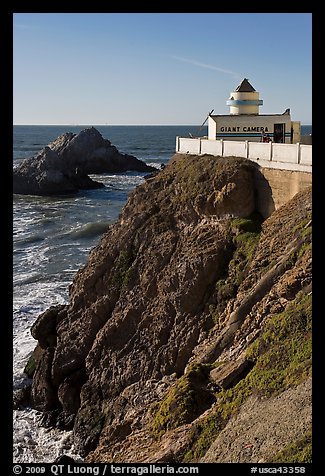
[13,286,81,463]
[13,409,83,463]
[13,286,78,463]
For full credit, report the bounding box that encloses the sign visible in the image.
[220,126,270,132]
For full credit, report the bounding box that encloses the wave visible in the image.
[14,234,45,245]
[146,161,162,169]
[13,273,44,286]
[15,146,42,152]
[68,221,110,239]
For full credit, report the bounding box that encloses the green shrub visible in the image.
[111,249,135,291]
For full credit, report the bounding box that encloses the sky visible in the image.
[13,13,312,125]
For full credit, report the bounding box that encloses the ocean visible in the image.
[12,124,312,463]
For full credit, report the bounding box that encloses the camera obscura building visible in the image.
[207,78,301,143]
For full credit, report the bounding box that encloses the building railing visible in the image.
[175,137,312,172]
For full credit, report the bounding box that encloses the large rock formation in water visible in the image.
[25,154,312,463]
[13,127,155,195]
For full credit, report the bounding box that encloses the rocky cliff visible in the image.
[24,153,312,463]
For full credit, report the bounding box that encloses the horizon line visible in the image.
[13,122,313,126]
[13,123,207,127]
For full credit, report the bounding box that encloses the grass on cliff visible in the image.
[111,249,135,292]
[166,155,252,206]
[181,290,312,462]
[270,431,312,463]
[150,364,216,438]
[210,212,263,324]
[295,213,312,259]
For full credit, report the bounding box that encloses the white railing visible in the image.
[175,137,312,172]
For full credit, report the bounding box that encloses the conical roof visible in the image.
[235,78,256,92]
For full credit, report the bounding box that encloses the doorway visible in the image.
[273,123,285,143]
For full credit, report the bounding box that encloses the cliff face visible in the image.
[26,154,312,463]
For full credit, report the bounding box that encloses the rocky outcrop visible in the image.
[13,127,155,195]
[26,153,312,463]
[210,358,253,390]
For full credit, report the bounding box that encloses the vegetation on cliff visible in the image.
[271,431,312,463]
[210,212,263,324]
[150,363,216,438]
[182,290,312,462]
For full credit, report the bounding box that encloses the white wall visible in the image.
[300,145,312,165]
[272,143,298,163]
[200,139,223,155]
[176,137,312,173]
[248,142,272,161]
[208,116,217,140]
[228,91,261,115]
[177,138,201,154]
[223,140,247,157]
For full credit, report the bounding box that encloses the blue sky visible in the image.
[13,13,312,125]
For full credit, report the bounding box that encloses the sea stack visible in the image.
[13,127,156,196]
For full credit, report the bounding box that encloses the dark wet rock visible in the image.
[57,368,87,414]
[31,305,66,349]
[24,344,44,378]
[39,409,60,428]
[53,454,77,463]
[56,412,76,431]
[13,146,103,195]
[13,385,31,409]
[30,348,59,411]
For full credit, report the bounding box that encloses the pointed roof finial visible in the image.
[235,78,256,92]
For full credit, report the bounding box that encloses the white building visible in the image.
[207,78,301,143]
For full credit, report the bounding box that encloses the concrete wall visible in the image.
[300,145,312,165]
[249,142,272,161]
[272,143,298,163]
[176,137,201,155]
[176,137,312,173]
[253,166,312,218]
[201,139,223,155]
[292,121,301,144]
[223,140,247,157]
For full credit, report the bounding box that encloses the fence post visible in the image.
[221,140,224,157]
[296,143,301,164]
[176,136,179,153]
[245,141,249,159]
[270,142,273,161]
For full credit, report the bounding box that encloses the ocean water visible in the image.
[12,124,312,462]
[12,124,206,463]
